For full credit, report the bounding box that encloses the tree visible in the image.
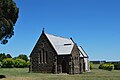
[0,53,7,62]
[0,0,19,44]
[17,54,29,62]
[6,54,12,58]
[13,57,17,60]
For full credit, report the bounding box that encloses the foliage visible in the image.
[112,62,120,70]
[99,63,103,69]
[99,62,120,70]
[0,53,13,61]
[0,53,29,68]
[2,58,14,68]
[90,62,94,69]
[99,63,114,71]
[14,59,26,68]
[6,54,12,58]
[13,57,17,60]
[0,0,19,44]
[26,60,30,67]
[17,54,29,62]
[0,53,7,62]
[0,61,2,68]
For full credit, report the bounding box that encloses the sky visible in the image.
[0,0,120,61]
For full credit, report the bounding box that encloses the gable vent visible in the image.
[64,43,72,46]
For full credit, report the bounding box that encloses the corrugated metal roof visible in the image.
[45,33,74,55]
[78,46,88,58]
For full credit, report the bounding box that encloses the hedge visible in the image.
[14,59,26,68]
[1,58,30,68]
[112,62,120,70]
[99,63,114,71]
[2,58,14,68]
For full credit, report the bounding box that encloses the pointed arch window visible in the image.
[38,41,48,64]
[42,49,44,63]
[46,51,48,63]
[38,51,41,64]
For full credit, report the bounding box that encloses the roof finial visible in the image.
[42,28,45,33]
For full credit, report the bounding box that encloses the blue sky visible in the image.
[0,0,120,61]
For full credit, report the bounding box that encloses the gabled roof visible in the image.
[78,46,88,58]
[45,33,74,55]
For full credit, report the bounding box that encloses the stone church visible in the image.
[30,30,90,74]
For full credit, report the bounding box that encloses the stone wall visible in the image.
[30,32,57,73]
[71,44,81,74]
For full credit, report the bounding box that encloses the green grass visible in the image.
[93,63,100,69]
[0,65,120,80]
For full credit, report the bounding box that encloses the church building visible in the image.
[30,30,90,74]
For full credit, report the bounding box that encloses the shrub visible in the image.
[90,62,94,69]
[26,60,30,67]
[113,62,120,70]
[14,59,26,68]
[99,63,114,71]
[108,64,114,71]
[99,63,104,69]
[0,62,2,68]
[2,58,14,68]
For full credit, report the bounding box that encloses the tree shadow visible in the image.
[0,75,6,79]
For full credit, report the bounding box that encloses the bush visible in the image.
[99,63,114,71]
[2,58,14,68]
[90,62,94,69]
[108,64,114,71]
[14,59,26,68]
[113,62,120,70]
[26,60,30,67]
[99,63,104,69]
[0,62,2,68]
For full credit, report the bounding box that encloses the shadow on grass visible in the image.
[0,75,6,79]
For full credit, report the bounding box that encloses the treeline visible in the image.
[0,53,30,68]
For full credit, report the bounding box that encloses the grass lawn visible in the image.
[0,65,120,80]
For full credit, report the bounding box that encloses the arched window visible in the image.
[44,51,48,63]
[38,48,48,64]
[42,49,44,63]
[38,51,41,64]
